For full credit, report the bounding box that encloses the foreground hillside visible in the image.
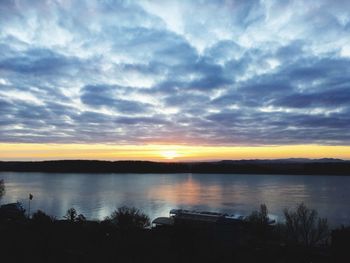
[1,204,349,263]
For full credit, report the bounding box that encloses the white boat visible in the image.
[169,208,276,225]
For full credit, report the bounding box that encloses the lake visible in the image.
[1,172,349,227]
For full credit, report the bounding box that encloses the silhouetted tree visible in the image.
[247,204,269,225]
[246,204,271,238]
[32,210,54,224]
[64,207,77,222]
[0,179,5,201]
[107,206,150,230]
[63,207,86,223]
[283,203,329,247]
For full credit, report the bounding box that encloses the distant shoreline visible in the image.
[1,159,350,175]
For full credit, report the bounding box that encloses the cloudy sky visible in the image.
[1,0,350,160]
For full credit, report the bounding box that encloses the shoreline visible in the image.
[1,159,350,175]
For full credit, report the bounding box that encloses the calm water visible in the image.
[1,172,350,227]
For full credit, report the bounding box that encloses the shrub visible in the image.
[0,202,26,221]
[76,213,86,223]
[108,206,150,230]
[0,179,5,201]
[283,203,329,247]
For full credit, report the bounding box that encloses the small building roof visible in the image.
[152,217,174,226]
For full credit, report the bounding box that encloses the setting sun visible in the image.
[160,150,181,160]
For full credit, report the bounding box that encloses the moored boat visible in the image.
[152,208,276,227]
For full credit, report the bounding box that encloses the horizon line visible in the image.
[1,157,349,163]
[1,143,350,161]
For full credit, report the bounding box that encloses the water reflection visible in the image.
[150,175,223,206]
[0,172,349,226]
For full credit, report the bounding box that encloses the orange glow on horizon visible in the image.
[160,150,181,160]
[0,143,349,161]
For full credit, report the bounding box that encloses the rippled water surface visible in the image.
[1,172,349,226]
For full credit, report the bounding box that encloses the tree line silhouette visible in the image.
[0,159,349,175]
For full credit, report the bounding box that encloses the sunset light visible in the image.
[1,1,350,261]
[160,150,181,160]
[1,143,349,161]
[1,0,350,158]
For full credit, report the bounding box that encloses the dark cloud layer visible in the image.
[0,0,350,145]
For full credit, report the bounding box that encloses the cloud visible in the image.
[80,85,152,114]
[0,48,81,75]
[0,0,350,146]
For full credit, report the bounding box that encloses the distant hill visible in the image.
[0,159,349,175]
[219,158,346,163]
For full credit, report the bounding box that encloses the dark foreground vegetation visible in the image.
[0,201,349,263]
[1,179,349,262]
[1,158,350,175]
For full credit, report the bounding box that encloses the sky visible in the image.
[0,0,350,161]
